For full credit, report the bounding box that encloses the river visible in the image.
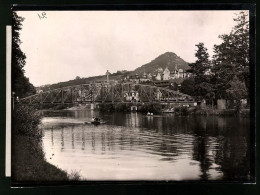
[40,110,251,181]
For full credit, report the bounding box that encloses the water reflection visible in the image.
[42,110,250,181]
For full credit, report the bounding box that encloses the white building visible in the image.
[163,67,171,80]
[156,72,162,80]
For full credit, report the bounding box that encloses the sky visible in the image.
[17,10,247,87]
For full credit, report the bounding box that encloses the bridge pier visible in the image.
[130,106,138,112]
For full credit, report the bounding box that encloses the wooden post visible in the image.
[61,89,64,104]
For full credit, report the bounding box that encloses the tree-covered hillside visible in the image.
[134,52,189,75]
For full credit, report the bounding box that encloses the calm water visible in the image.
[41,110,251,181]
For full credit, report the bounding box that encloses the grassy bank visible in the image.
[12,105,80,184]
[12,135,69,182]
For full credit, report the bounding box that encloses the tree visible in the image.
[213,12,249,102]
[226,76,247,100]
[180,78,195,96]
[12,12,36,98]
[189,43,215,105]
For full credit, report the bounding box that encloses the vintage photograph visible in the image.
[11,8,254,185]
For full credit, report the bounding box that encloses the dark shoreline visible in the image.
[12,105,81,185]
[12,134,69,183]
[32,102,250,118]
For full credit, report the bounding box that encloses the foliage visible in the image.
[114,103,131,112]
[180,78,195,96]
[14,105,42,137]
[188,43,215,102]
[226,76,247,100]
[174,106,188,116]
[68,170,81,181]
[138,103,162,114]
[12,12,36,98]
[212,11,249,101]
[99,103,115,112]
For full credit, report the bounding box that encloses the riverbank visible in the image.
[12,134,69,183]
[96,103,250,117]
[31,102,250,117]
[189,107,250,117]
[12,105,80,184]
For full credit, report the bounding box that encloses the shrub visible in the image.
[180,106,188,115]
[14,105,42,138]
[137,102,162,113]
[114,103,131,112]
[174,106,188,116]
[239,109,250,117]
[99,103,115,112]
[67,170,81,181]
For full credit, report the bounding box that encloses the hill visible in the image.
[38,52,190,91]
[134,52,189,74]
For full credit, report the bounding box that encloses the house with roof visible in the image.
[163,67,171,80]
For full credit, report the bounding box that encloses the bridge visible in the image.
[19,82,195,105]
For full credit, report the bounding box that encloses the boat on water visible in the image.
[146,112,154,116]
[91,121,101,125]
[85,117,106,125]
[162,108,175,113]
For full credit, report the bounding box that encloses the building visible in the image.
[124,90,139,102]
[163,67,171,80]
[105,70,111,83]
[140,72,150,83]
[122,64,191,84]
[156,72,163,80]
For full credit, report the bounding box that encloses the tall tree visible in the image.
[213,12,249,102]
[189,43,215,105]
[12,12,35,98]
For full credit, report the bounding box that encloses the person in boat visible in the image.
[94,117,100,122]
[91,117,95,122]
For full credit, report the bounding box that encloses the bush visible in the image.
[114,103,131,112]
[68,170,81,181]
[99,103,115,112]
[180,106,188,115]
[174,106,188,116]
[138,102,162,114]
[174,107,180,113]
[14,105,42,137]
[239,109,250,117]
